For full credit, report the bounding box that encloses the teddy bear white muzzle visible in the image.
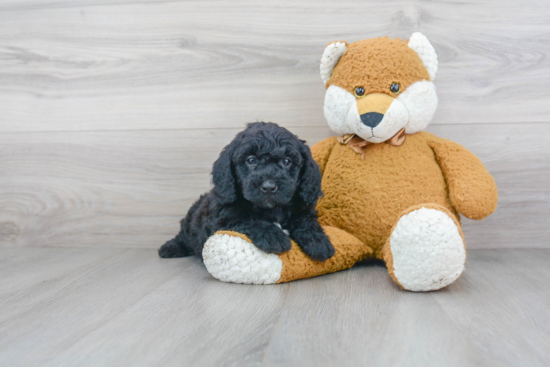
[324,83,438,144]
[351,96,409,143]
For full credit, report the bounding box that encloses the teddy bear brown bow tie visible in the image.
[337,127,407,159]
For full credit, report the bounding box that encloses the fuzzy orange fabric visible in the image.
[310,137,337,175]
[427,136,498,220]
[268,132,494,284]
[317,132,465,258]
[327,37,430,96]
[277,226,372,283]
[271,132,495,282]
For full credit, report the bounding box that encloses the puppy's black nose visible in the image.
[360,112,384,128]
[261,180,278,194]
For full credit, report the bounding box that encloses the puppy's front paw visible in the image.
[294,231,335,261]
[251,226,292,254]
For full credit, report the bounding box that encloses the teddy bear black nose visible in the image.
[360,112,384,128]
[261,180,278,194]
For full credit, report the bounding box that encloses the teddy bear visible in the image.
[201,33,498,291]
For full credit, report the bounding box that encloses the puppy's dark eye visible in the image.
[354,87,365,98]
[390,83,400,94]
[246,156,257,165]
[282,158,292,167]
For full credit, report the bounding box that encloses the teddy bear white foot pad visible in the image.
[203,233,283,284]
[390,207,466,291]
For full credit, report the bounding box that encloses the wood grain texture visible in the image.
[0,248,548,366]
[1,0,550,132]
[0,247,126,323]
[432,250,550,367]
[0,123,548,250]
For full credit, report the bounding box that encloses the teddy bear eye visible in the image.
[354,87,365,98]
[390,83,400,94]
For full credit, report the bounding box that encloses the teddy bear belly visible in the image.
[315,139,456,256]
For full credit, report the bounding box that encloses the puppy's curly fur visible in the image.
[158,122,335,261]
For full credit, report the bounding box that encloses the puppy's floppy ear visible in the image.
[211,141,238,205]
[297,141,323,204]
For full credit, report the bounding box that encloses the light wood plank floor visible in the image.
[0,248,548,367]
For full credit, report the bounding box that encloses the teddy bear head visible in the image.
[320,33,438,143]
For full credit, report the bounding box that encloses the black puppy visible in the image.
[158,122,335,261]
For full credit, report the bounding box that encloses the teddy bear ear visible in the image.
[320,41,348,85]
[408,32,438,81]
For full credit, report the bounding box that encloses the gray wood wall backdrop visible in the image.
[0,0,549,249]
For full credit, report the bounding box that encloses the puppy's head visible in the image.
[212,122,321,208]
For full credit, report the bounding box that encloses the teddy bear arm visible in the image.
[428,137,498,220]
[311,137,338,175]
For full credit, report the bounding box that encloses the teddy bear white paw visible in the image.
[389,207,466,291]
[203,233,283,285]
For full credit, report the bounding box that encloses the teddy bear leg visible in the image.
[381,204,466,292]
[277,226,373,283]
[202,227,373,284]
